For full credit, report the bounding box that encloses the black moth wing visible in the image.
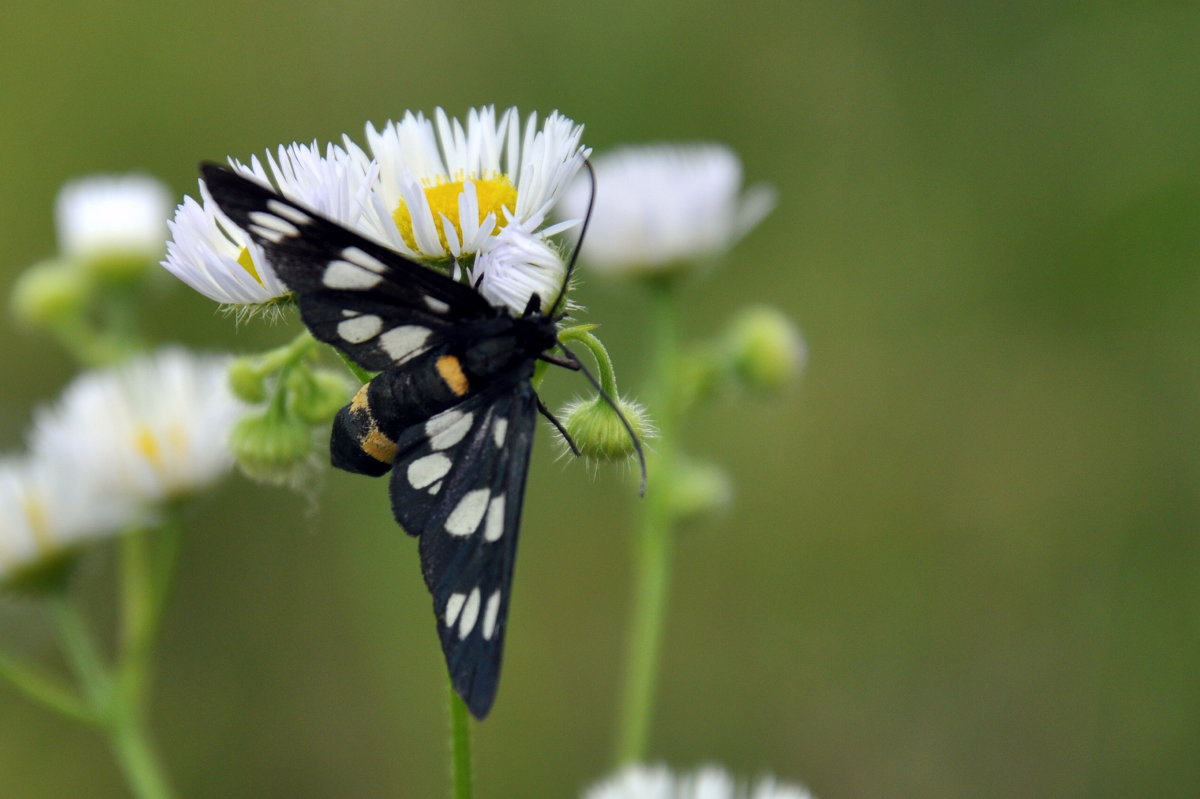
[200,163,496,371]
[388,379,538,718]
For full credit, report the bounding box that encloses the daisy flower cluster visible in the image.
[0,349,244,588]
[163,107,588,316]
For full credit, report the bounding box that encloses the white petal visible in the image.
[28,348,245,506]
[556,143,772,274]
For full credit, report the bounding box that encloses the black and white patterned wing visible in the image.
[201,163,494,371]
[388,381,537,718]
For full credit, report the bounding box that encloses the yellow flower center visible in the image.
[393,175,518,253]
[236,246,265,286]
[134,426,165,469]
[20,492,53,552]
[134,424,188,490]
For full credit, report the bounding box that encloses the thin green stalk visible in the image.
[614,280,680,765]
[118,528,164,699]
[117,520,180,716]
[448,676,474,799]
[49,540,180,799]
[259,328,321,374]
[559,328,620,397]
[113,521,181,799]
[107,707,178,799]
[0,650,99,725]
[50,594,111,707]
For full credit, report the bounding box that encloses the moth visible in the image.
[201,162,640,719]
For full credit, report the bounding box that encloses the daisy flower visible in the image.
[29,348,245,507]
[55,174,172,266]
[0,455,137,586]
[350,106,589,262]
[558,143,776,276]
[470,216,568,314]
[583,765,814,799]
[162,141,369,310]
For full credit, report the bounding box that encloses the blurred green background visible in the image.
[2,0,1199,797]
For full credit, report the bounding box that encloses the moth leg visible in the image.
[536,395,581,457]
[538,352,581,370]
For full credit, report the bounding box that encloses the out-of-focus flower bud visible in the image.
[725,306,806,394]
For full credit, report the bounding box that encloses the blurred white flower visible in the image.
[0,456,137,584]
[162,141,368,307]
[559,143,776,275]
[583,765,813,799]
[350,106,589,261]
[470,217,567,314]
[29,348,245,506]
[56,174,172,264]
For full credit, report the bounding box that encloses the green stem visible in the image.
[107,708,178,799]
[559,328,620,397]
[113,522,181,799]
[48,534,180,799]
[118,521,180,711]
[0,650,99,725]
[614,279,680,765]
[447,676,474,799]
[258,329,321,374]
[50,595,111,708]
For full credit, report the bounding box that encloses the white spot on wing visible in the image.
[427,410,474,450]
[248,211,300,238]
[324,260,382,289]
[266,199,312,225]
[484,495,505,542]
[482,589,501,640]
[445,592,466,627]
[337,314,383,343]
[428,480,442,495]
[407,453,452,489]
[379,325,430,364]
[445,489,489,536]
[424,296,451,313]
[492,417,508,448]
[341,246,388,274]
[458,588,481,639]
[249,224,287,243]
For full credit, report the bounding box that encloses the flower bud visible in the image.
[10,259,89,327]
[726,306,806,394]
[287,368,353,425]
[666,457,733,520]
[227,357,267,403]
[560,394,653,462]
[229,411,315,486]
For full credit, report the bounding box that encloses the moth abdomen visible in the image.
[330,381,397,476]
[330,350,500,478]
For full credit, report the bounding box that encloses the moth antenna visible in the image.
[557,343,648,497]
[536,395,581,457]
[549,159,596,317]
